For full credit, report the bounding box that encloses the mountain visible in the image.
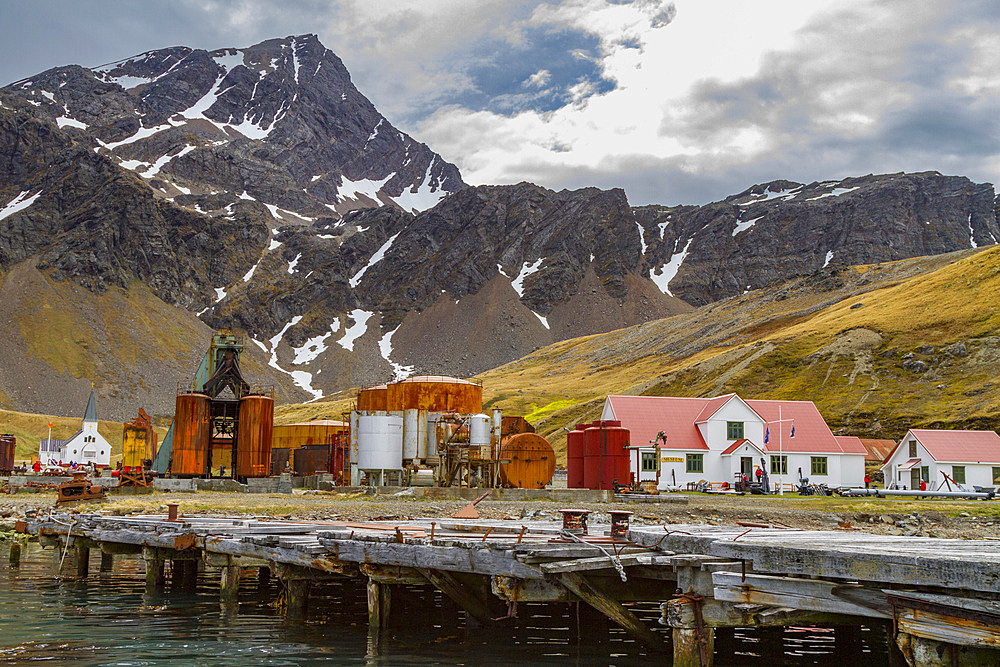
[0,34,998,417]
[635,172,1000,305]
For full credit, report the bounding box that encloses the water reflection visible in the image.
[0,542,887,665]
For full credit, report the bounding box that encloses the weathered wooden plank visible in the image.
[204,536,353,575]
[318,538,543,579]
[897,608,1000,648]
[712,572,890,619]
[539,553,646,574]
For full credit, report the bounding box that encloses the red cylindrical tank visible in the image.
[583,422,602,490]
[237,394,274,479]
[173,393,211,476]
[566,423,586,489]
[599,420,631,490]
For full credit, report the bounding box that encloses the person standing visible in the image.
[864,473,871,489]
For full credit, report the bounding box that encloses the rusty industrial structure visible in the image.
[120,409,157,486]
[0,434,14,475]
[55,470,106,505]
[153,331,274,481]
[351,376,556,489]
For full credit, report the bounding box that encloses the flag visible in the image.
[764,427,769,444]
[790,423,795,438]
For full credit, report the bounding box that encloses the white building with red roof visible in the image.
[880,429,1000,491]
[601,393,866,490]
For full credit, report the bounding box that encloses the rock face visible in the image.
[0,34,998,413]
[635,173,1000,305]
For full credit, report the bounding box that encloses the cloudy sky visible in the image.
[2,0,998,205]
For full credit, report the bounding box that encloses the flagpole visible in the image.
[778,405,783,495]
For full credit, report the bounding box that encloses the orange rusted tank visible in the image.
[173,393,211,476]
[357,385,388,411]
[498,432,556,489]
[0,434,15,473]
[272,420,348,451]
[236,394,273,479]
[386,376,482,413]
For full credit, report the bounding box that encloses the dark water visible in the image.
[0,542,888,665]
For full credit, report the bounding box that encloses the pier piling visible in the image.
[143,547,165,595]
[75,544,90,578]
[8,541,21,568]
[99,551,113,572]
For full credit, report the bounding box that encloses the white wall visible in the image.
[704,398,765,451]
[62,421,112,467]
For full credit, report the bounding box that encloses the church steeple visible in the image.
[83,385,97,423]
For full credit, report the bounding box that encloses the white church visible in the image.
[38,387,112,467]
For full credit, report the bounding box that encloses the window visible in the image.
[952,466,966,484]
[993,467,1000,484]
[908,440,917,458]
[641,452,659,472]
[770,455,787,475]
[727,422,744,440]
[921,466,929,482]
[686,453,704,474]
[810,456,828,476]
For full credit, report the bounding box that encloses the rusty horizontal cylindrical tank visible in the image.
[237,394,273,479]
[499,432,556,489]
[173,393,211,476]
[566,423,586,489]
[0,434,14,473]
[385,376,482,413]
[357,385,388,411]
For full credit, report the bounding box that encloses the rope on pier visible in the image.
[559,529,627,582]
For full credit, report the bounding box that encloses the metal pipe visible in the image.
[845,488,993,500]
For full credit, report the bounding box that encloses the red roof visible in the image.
[694,394,740,422]
[720,438,765,456]
[834,436,869,456]
[605,394,861,455]
[745,399,853,454]
[605,396,709,450]
[909,429,1000,463]
[859,438,896,461]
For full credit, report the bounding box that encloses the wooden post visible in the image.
[8,541,21,568]
[75,544,90,579]
[143,549,165,595]
[367,579,390,644]
[673,627,715,667]
[99,551,113,573]
[220,566,240,604]
[286,578,309,616]
[557,572,665,651]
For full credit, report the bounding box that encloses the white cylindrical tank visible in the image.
[403,408,418,461]
[470,414,491,448]
[358,414,403,470]
[416,409,429,461]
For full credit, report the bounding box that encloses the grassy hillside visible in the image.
[473,247,1000,459]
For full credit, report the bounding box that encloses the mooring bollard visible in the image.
[9,541,22,568]
[166,503,180,522]
[609,510,633,539]
[559,509,591,535]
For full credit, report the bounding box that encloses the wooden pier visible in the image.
[15,510,1000,666]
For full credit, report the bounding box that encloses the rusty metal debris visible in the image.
[54,471,105,506]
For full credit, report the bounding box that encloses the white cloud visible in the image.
[524,68,551,88]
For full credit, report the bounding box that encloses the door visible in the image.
[910,468,921,490]
[741,457,753,478]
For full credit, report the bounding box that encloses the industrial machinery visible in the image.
[120,409,157,487]
[152,330,274,481]
[351,376,555,489]
[55,471,105,505]
[0,434,14,475]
